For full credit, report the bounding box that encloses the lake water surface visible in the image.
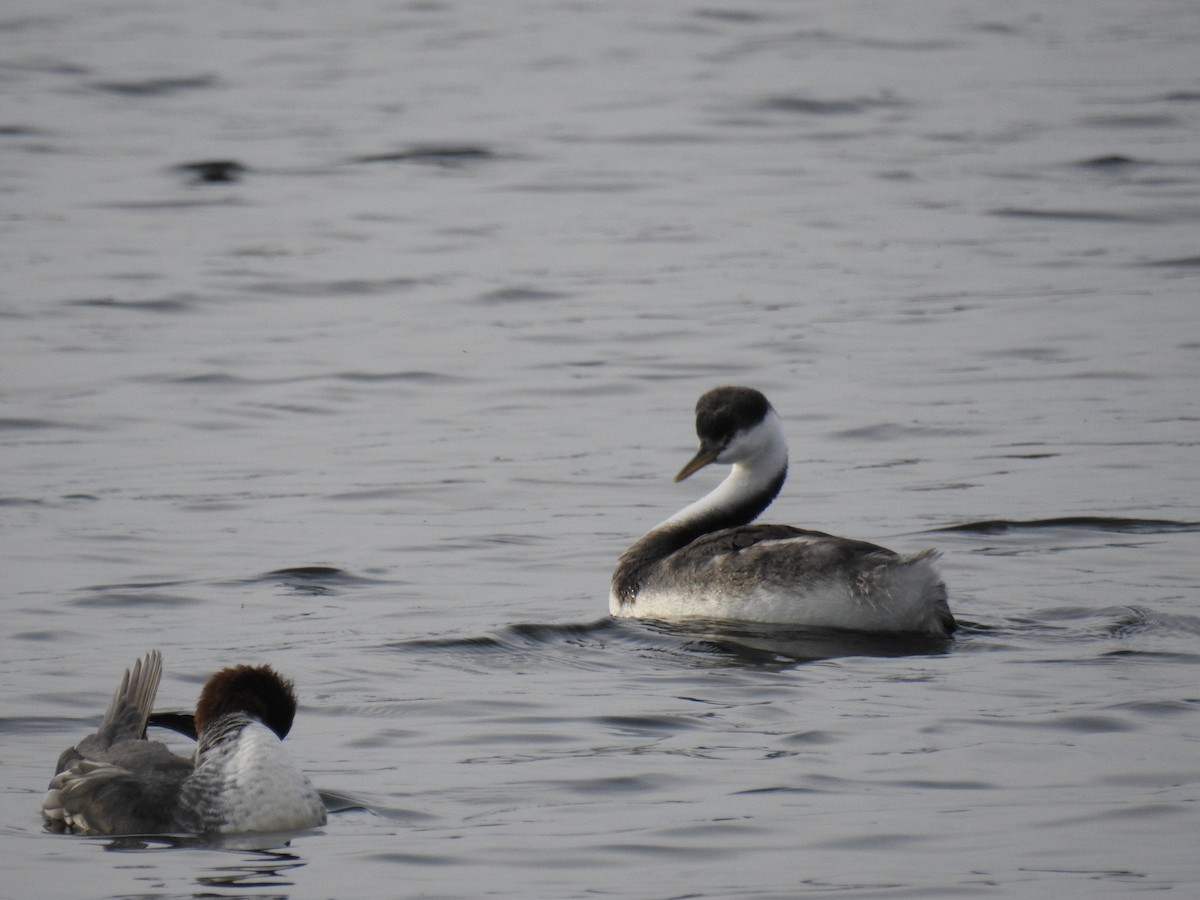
[3,1,1199,897]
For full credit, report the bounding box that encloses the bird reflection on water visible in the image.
[636,618,958,668]
[94,834,310,899]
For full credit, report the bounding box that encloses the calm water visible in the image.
[3,0,1199,896]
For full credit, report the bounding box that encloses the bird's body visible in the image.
[610,387,955,635]
[43,651,326,836]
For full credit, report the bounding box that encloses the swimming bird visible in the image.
[43,651,327,835]
[610,386,955,634]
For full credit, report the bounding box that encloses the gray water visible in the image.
[3,0,1199,897]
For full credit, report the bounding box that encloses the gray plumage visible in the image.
[44,651,191,834]
[43,651,326,836]
[611,387,955,634]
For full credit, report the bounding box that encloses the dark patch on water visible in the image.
[245,277,423,298]
[358,851,460,865]
[1109,698,1200,717]
[390,616,954,670]
[0,714,91,734]
[692,8,770,24]
[594,716,702,736]
[163,372,318,387]
[733,784,822,797]
[478,286,570,304]
[390,620,620,662]
[393,633,508,653]
[0,417,70,430]
[668,622,956,665]
[168,372,252,385]
[1141,255,1200,267]
[11,629,62,640]
[759,93,906,115]
[174,159,247,184]
[934,516,1200,535]
[595,840,740,861]
[333,370,464,384]
[162,370,455,389]
[991,207,1158,223]
[70,590,203,609]
[99,198,247,211]
[68,295,195,313]
[1101,648,1200,665]
[858,36,958,51]
[350,145,496,166]
[0,124,46,136]
[252,566,378,596]
[90,75,218,97]
[1046,715,1133,734]
[81,578,188,590]
[882,777,996,791]
[1082,114,1181,129]
[778,730,841,747]
[832,421,981,441]
[1076,154,1142,168]
[552,774,671,795]
[808,831,925,851]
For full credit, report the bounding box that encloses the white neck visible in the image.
[663,409,789,530]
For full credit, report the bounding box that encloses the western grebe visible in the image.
[610,387,955,635]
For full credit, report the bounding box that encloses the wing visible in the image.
[42,752,187,835]
[64,651,164,770]
[660,525,899,594]
[680,524,895,563]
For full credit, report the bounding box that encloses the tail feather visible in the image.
[99,650,163,743]
[901,549,955,634]
[862,548,954,635]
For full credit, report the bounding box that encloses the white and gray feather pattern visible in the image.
[610,387,955,635]
[43,652,326,836]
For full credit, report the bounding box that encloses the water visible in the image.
[3,0,1199,896]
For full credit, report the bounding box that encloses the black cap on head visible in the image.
[694,386,772,446]
[674,387,773,481]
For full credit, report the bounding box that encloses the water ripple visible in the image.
[388,617,955,670]
[350,145,497,167]
[246,566,388,596]
[89,75,217,96]
[934,516,1200,535]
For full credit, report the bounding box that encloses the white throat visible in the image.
[664,409,789,529]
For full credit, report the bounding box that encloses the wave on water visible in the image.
[385,619,624,671]
[246,566,391,596]
[173,160,246,184]
[387,616,955,670]
[67,296,195,313]
[637,619,956,666]
[990,207,1167,224]
[933,516,1200,535]
[349,144,497,167]
[89,75,218,97]
[89,830,313,855]
[973,603,1200,656]
[69,586,204,609]
[1046,604,1200,640]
